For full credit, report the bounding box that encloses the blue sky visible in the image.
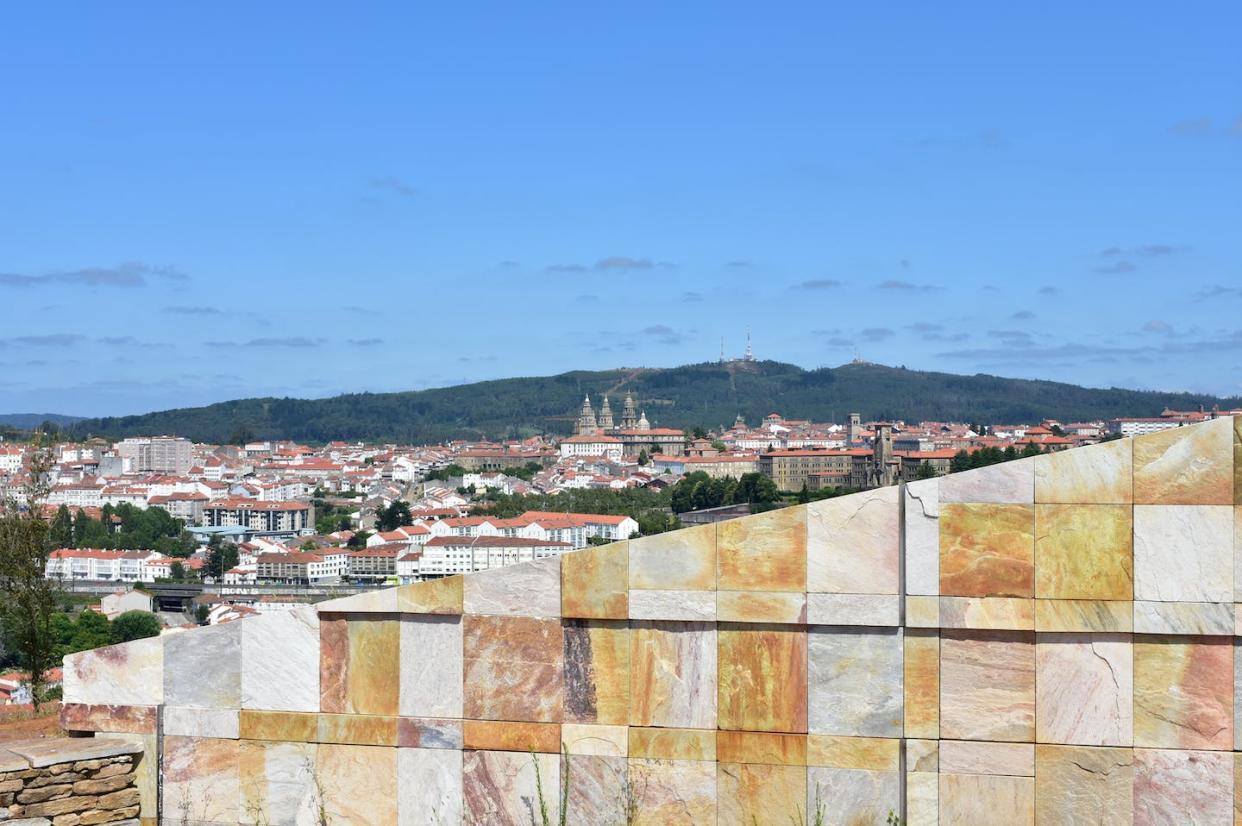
[1,2,1239,416]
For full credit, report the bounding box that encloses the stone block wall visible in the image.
[0,737,143,825]
[61,416,1242,824]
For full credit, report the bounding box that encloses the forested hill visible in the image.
[66,361,1241,444]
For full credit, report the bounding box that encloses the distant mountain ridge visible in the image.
[66,361,1241,444]
[0,413,84,429]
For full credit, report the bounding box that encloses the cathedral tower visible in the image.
[598,396,615,430]
[620,392,639,429]
[576,395,598,436]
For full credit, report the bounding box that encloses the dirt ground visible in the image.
[0,702,63,742]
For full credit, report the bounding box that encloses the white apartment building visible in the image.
[1108,418,1184,437]
[203,499,312,534]
[47,482,104,509]
[0,446,26,473]
[417,536,573,578]
[47,549,181,583]
[116,436,193,475]
[558,435,624,461]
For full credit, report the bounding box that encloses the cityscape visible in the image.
[1,397,1230,603]
[1,1,1239,824]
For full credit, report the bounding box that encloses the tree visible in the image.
[49,505,73,549]
[169,561,188,581]
[916,461,938,480]
[110,611,161,644]
[53,609,112,657]
[0,438,61,708]
[204,536,240,580]
[376,501,413,532]
[734,473,779,506]
[797,483,811,504]
[347,530,371,549]
[229,424,256,446]
[636,449,649,467]
[194,604,210,625]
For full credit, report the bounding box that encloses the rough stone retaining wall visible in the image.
[0,737,142,826]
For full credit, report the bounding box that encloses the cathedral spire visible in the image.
[620,392,638,429]
[598,395,615,430]
[576,394,598,435]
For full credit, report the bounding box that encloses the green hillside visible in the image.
[67,361,1241,444]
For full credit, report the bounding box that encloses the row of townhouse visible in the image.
[362,511,639,551]
[248,533,579,586]
[45,548,192,583]
[415,535,572,579]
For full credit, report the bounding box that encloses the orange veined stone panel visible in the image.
[939,503,1035,598]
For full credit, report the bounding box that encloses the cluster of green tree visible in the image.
[949,442,1045,473]
[312,500,357,535]
[48,503,196,557]
[498,462,543,481]
[375,501,413,532]
[65,360,1241,445]
[668,472,782,514]
[42,608,161,660]
[424,464,467,481]
[795,484,863,503]
[473,487,677,536]
[202,535,240,580]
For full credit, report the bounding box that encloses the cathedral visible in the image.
[576,392,647,436]
[572,392,685,456]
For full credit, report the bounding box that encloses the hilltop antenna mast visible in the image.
[744,327,754,361]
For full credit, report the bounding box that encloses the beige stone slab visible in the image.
[806,486,900,595]
[1133,747,1232,824]
[1133,600,1234,635]
[560,723,628,757]
[939,457,1034,504]
[939,740,1034,776]
[806,593,898,626]
[905,595,940,628]
[904,630,939,740]
[1035,633,1133,747]
[904,477,940,596]
[628,758,716,825]
[462,554,561,617]
[63,635,163,706]
[1134,636,1233,751]
[1035,744,1133,826]
[1034,599,1132,633]
[1034,437,1133,504]
[561,541,628,620]
[1034,503,1133,600]
[939,772,1035,824]
[1133,504,1233,603]
[906,771,938,826]
[940,631,1035,743]
[718,590,807,624]
[717,505,806,593]
[940,596,1034,630]
[906,739,938,773]
[1133,416,1234,505]
[720,762,806,826]
[629,589,716,621]
[806,735,898,771]
[3,737,143,768]
[628,522,716,591]
[162,706,239,739]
